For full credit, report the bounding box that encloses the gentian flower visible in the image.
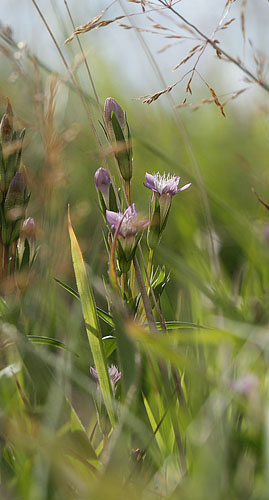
[144,172,191,249]
[144,172,191,197]
[104,97,132,182]
[106,203,149,272]
[90,364,121,392]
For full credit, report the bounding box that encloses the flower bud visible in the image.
[0,99,13,143]
[17,217,36,268]
[94,167,110,208]
[104,97,132,182]
[2,172,29,245]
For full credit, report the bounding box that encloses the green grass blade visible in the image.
[27,335,78,356]
[55,278,114,327]
[68,207,115,426]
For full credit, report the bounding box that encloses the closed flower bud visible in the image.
[2,172,29,245]
[0,99,13,143]
[104,97,132,182]
[94,167,110,208]
[17,217,36,267]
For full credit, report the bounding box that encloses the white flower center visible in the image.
[153,172,179,195]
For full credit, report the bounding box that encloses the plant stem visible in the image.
[123,272,129,301]
[158,0,269,93]
[126,180,132,205]
[3,245,9,280]
[147,248,154,287]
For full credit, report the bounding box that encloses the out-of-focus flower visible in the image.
[144,172,191,249]
[104,97,132,181]
[2,172,29,245]
[17,217,36,267]
[94,167,111,208]
[90,364,121,391]
[106,204,149,272]
[231,374,259,398]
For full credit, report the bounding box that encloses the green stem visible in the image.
[123,272,130,301]
[125,180,132,205]
[3,245,9,280]
[147,248,154,289]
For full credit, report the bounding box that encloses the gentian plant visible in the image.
[68,97,191,450]
[0,100,36,291]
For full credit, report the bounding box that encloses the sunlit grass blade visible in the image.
[68,207,115,426]
[157,321,206,330]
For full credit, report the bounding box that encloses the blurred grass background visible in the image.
[1,1,269,499]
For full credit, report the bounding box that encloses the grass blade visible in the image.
[68,207,115,426]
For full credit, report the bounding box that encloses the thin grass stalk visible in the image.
[157,0,269,93]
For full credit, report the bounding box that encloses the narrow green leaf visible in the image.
[68,207,115,426]
[103,336,117,358]
[27,335,78,356]
[157,321,207,330]
[55,278,114,327]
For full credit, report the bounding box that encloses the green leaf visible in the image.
[68,207,115,426]
[27,335,78,356]
[54,278,114,327]
[103,336,116,358]
[158,321,207,330]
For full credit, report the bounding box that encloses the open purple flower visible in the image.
[144,172,191,249]
[106,203,148,238]
[144,172,191,197]
[106,204,149,271]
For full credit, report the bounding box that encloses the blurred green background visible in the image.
[1,1,269,499]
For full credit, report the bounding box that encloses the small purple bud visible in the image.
[21,217,36,240]
[17,217,36,266]
[104,98,127,139]
[104,98,132,181]
[94,168,110,208]
[4,172,26,217]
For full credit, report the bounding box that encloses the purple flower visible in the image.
[231,374,259,397]
[90,364,121,391]
[106,204,149,271]
[144,172,191,197]
[144,172,191,249]
[106,203,149,239]
[94,168,110,208]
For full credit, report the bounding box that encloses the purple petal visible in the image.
[106,210,122,230]
[178,182,191,192]
[124,203,137,219]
